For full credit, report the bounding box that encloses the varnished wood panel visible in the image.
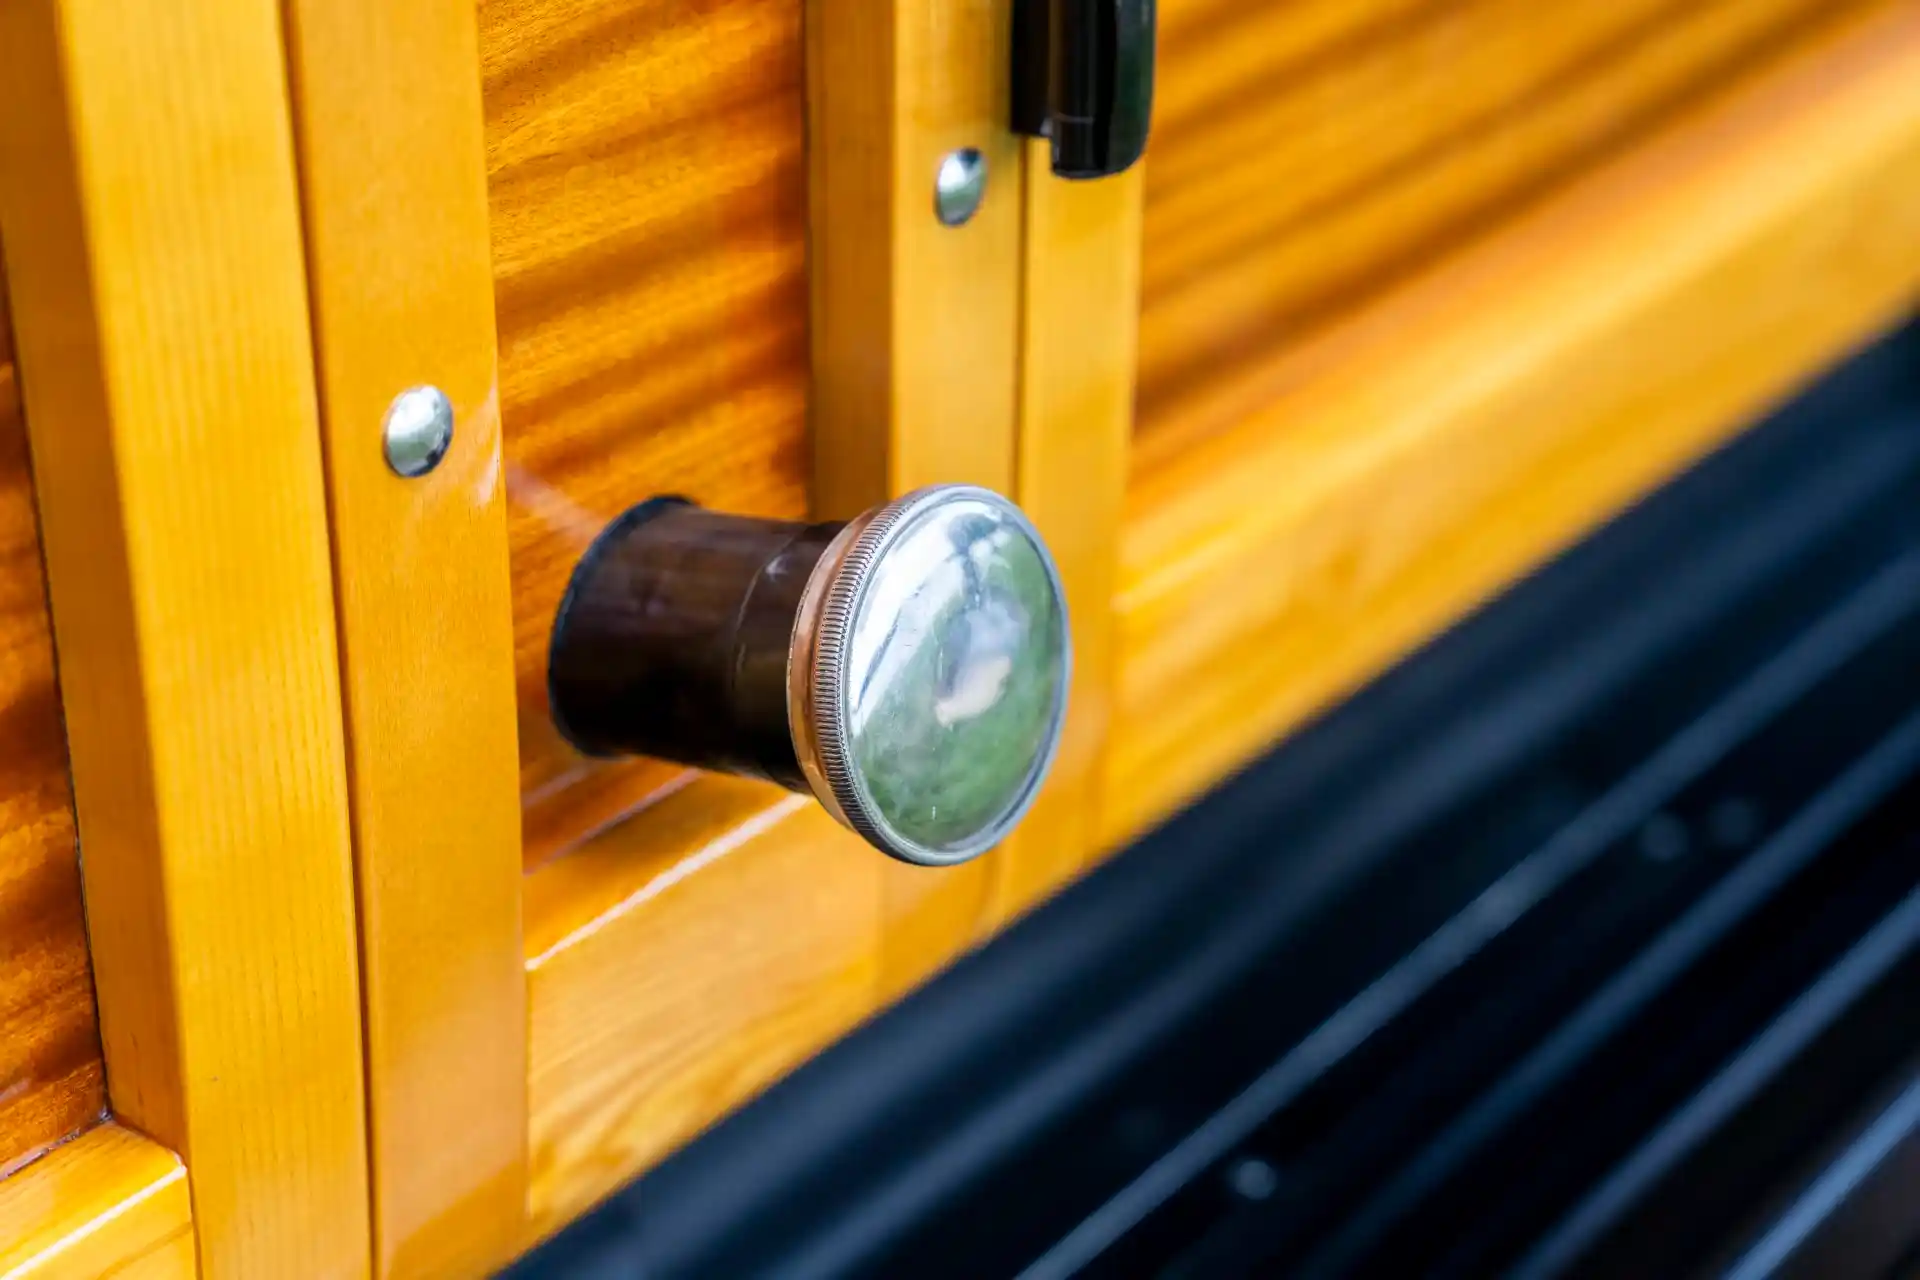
[0,253,102,1179]
[0,1124,192,1278]
[1138,0,1843,455]
[804,0,1026,991]
[488,0,1040,991]
[0,0,373,1269]
[479,0,812,862]
[1109,0,1920,845]
[992,158,1143,921]
[806,0,1023,518]
[523,779,878,1242]
[280,0,528,1271]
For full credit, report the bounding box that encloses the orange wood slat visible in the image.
[0,251,101,1181]
[522,779,878,1243]
[278,0,529,1271]
[479,0,813,866]
[992,157,1144,919]
[1138,0,1842,455]
[0,0,373,1270]
[1111,0,1920,844]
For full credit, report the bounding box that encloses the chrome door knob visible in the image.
[548,486,1071,866]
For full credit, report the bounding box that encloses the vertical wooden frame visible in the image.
[807,0,1025,517]
[0,0,372,1273]
[997,159,1144,918]
[807,0,1146,957]
[277,0,528,1275]
[807,0,1029,987]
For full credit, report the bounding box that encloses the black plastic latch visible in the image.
[1012,0,1155,180]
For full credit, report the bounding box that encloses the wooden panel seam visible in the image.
[0,240,104,1179]
[806,0,1024,991]
[276,0,530,1274]
[0,0,373,1271]
[993,153,1144,918]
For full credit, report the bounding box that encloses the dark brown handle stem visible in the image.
[547,498,845,789]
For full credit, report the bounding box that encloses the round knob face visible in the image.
[800,487,1070,866]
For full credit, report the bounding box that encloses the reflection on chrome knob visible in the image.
[547,486,1071,866]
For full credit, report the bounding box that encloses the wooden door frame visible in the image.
[275,0,528,1273]
[0,0,527,1273]
[0,0,372,1273]
[0,0,1147,1271]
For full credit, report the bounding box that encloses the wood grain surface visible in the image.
[479,0,812,863]
[523,778,879,1242]
[805,0,1027,993]
[805,0,1023,518]
[1110,0,1920,844]
[0,1124,193,1278]
[0,0,373,1270]
[280,0,529,1271]
[0,253,102,1179]
[1138,0,1843,456]
[511,0,1046,1233]
[992,157,1143,922]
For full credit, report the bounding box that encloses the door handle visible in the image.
[548,487,1071,867]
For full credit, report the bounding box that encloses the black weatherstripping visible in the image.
[509,321,1920,1280]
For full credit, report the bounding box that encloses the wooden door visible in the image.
[0,0,1139,1271]
[2,0,1920,1275]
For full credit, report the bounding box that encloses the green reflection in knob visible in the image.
[816,487,1070,867]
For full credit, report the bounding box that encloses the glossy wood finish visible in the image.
[501,4,1920,1248]
[523,779,874,1242]
[514,0,1038,1236]
[805,0,1027,989]
[0,1125,192,1278]
[0,256,102,1180]
[266,0,1915,1258]
[806,0,1023,517]
[1109,0,1920,845]
[279,0,528,1272]
[1138,0,1841,455]
[479,0,812,866]
[993,157,1144,919]
[0,0,372,1270]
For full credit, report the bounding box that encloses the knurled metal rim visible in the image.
[806,485,1070,867]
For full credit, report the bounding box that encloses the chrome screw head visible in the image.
[382,385,454,478]
[933,148,988,227]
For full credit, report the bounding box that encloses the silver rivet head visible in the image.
[382,385,454,477]
[933,148,988,227]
